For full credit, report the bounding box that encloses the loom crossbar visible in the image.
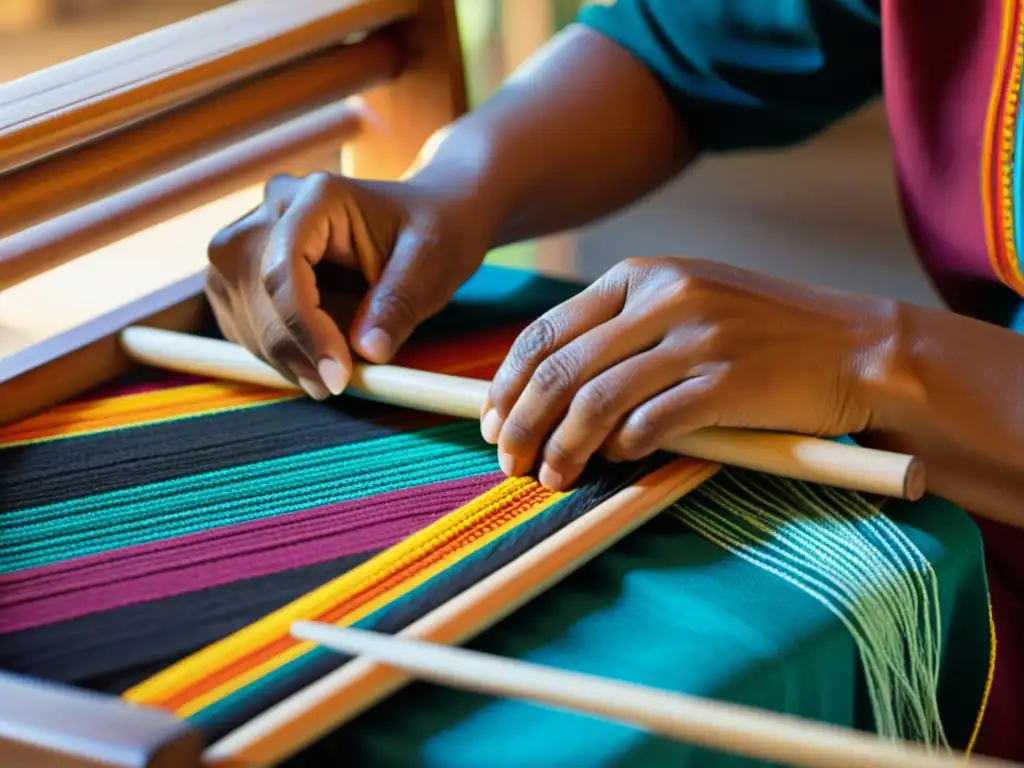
[0,0,418,173]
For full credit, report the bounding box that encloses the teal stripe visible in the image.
[1,422,497,573]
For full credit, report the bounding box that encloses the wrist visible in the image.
[404,125,514,250]
[854,298,927,437]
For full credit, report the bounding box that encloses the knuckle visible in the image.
[260,256,290,300]
[610,412,659,460]
[621,256,651,273]
[497,415,536,451]
[532,351,580,397]
[542,438,582,471]
[654,275,694,307]
[573,379,623,426]
[305,171,335,197]
[261,323,304,370]
[370,286,420,326]
[406,214,444,253]
[511,318,559,372]
[207,228,237,269]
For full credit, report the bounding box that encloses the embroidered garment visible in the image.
[579,1,1024,758]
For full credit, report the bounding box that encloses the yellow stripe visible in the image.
[124,477,553,704]
[172,489,567,718]
[965,597,998,757]
[982,0,1017,283]
[1000,7,1024,291]
[0,383,296,447]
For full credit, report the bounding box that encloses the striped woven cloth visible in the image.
[0,266,995,765]
[0,267,672,742]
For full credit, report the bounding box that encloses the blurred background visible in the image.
[0,0,942,308]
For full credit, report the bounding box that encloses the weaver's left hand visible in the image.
[481,256,904,490]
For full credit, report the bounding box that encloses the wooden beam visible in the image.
[0,37,402,238]
[0,671,204,768]
[343,0,468,180]
[0,0,417,172]
[0,96,365,292]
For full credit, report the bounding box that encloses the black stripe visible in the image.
[188,455,671,742]
[0,550,377,693]
[0,397,444,512]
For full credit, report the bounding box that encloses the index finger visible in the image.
[260,178,353,395]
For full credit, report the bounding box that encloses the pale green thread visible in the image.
[672,468,948,749]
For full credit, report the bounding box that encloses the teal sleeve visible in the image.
[577,0,883,151]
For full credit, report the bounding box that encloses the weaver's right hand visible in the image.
[205,171,491,399]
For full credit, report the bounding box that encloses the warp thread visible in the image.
[672,468,948,749]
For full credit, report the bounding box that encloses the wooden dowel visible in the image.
[0,100,363,292]
[0,37,402,239]
[291,623,1017,768]
[0,0,417,172]
[118,326,925,499]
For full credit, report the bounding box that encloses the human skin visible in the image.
[204,25,1024,529]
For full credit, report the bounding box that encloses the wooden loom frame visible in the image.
[0,3,980,767]
[0,3,722,767]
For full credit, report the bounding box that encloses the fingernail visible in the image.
[538,464,564,491]
[298,376,329,401]
[480,409,503,444]
[498,451,518,477]
[359,328,392,362]
[318,358,347,396]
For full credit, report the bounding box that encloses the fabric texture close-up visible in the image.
[0,265,996,766]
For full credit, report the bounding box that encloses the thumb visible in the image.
[350,224,452,363]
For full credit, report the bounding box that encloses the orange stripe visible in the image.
[982,0,1015,280]
[158,485,555,711]
[0,383,295,447]
[984,0,1024,293]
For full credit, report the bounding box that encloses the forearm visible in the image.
[872,304,1024,528]
[408,25,697,247]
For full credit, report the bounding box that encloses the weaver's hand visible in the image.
[482,257,907,490]
[205,172,490,399]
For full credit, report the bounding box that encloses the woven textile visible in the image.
[0,266,996,766]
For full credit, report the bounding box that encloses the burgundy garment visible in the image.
[883,0,1024,759]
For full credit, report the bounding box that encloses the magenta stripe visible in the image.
[0,473,502,634]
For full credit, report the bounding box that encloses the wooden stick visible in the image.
[0,100,363,292]
[119,326,925,499]
[290,623,1017,768]
[206,458,716,766]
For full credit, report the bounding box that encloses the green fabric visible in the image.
[576,0,883,151]
[329,494,991,766]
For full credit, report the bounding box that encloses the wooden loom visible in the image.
[0,2,1000,767]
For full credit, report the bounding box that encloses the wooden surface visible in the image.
[0,98,365,292]
[0,37,401,238]
[0,667,203,768]
[0,0,417,171]
[0,294,206,426]
[343,0,468,180]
